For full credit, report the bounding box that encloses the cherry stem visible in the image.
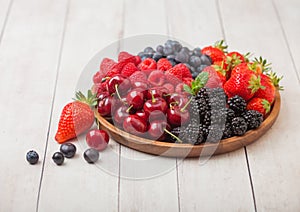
[164,128,183,143]
[126,105,133,113]
[115,84,127,105]
[151,91,156,103]
[96,118,100,130]
[180,97,192,112]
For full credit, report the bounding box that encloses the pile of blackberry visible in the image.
[170,90,264,145]
[138,40,212,78]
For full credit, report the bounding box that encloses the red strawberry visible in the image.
[224,67,264,101]
[100,58,116,75]
[247,98,271,117]
[55,91,97,143]
[121,62,138,77]
[157,58,172,71]
[230,62,249,77]
[138,58,157,75]
[227,51,245,63]
[254,72,283,104]
[201,40,227,63]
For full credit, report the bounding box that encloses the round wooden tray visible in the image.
[95,91,281,158]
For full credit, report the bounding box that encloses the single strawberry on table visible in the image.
[55,90,97,143]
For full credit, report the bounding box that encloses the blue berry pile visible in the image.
[138,40,212,78]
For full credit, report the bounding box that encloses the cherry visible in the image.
[107,75,131,95]
[132,81,148,90]
[97,96,119,117]
[148,110,167,122]
[146,87,169,99]
[143,97,167,116]
[123,115,148,136]
[135,110,148,121]
[148,121,170,141]
[113,105,130,127]
[126,88,145,110]
[86,129,110,151]
[166,93,189,108]
[167,106,190,127]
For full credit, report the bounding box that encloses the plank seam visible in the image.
[117,1,126,211]
[35,0,71,211]
[244,147,257,212]
[271,0,300,84]
[215,0,226,40]
[0,0,14,48]
[175,158,181,212]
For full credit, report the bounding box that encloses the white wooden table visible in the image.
[1,0,300,211]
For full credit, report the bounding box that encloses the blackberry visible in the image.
[222,123,233,139]
[225,108,236,123]
[189,98,201,123]
[195,87,210,117]
[231,117,248,136]
[199,124,209,141]
[179,119,201,145]
[169,127,182,143]
[228,95,247,115]
[202,110,211,127]
[242,110,263,129]
[207,124,224,143]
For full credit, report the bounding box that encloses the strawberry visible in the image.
[201,40,227,63]
[230,62,249,77]
[157,58,172,71]
[247,98,271,117]
[55,91,97,143]
[254,72,283,104]
[100,58,116,75]
[224,66,264,101]
[121,62,138,77]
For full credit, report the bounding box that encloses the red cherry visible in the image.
[132,81,148,90]
[113,105,130,127]
[86,129,110,151]
[166,93,189,108]
[107,75,131,95]
[146,87,169,99]
[143,97,167,116]
[126,88,145,110]
[135,110,148,121]
[167,106,190,127]
[148,121,170,141]
[97,96,120,117]
[123,115,148,136]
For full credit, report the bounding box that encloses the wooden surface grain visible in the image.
[0,0,299,211]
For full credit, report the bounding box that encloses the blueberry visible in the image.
[189,55,202,67]
[52,152,64,165]
[182,47,190,53]
[171,41,182,52]
[166,54,176,60]
[163,45,174,56]
[144,47,155,54]
[192,71,199,78]
[190,66,196,73]
[200,55,212,66]
[26,150,39,165]
[168,58,177,67]
[193,48,202,56]
[156,45,164,54]
[84,148,99,164]
[60,143,76,158]
[152,53,163,61]
[198,64,208,72]
[175,51,189,63]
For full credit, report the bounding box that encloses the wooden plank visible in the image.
[37,0,123,211]
[0,0,68,211]
[219,0,300,210]
[273,0,300,82]
[119,0,179,212]
[166,0,255,211]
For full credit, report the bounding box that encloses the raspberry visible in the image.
[157,58,172,71]
[134,56,141,65]
[183,77,193,86]
[100,58,116,75]
[129,71,148,84]
[106,68,120,78]
[118,51,135,63]
[165,71,182,85]
[162,83,174,93]
[93,71,105,84]
[175,63,192,78]
[148,70,165,87]
[202,66,223,88]
[121,62,138,77]
[138,58,157,75]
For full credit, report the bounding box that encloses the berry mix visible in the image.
[27,40,284,165]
